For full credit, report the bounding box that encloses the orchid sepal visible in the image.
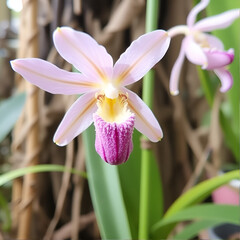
[10,58,100,95]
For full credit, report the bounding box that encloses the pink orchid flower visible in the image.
[11,27,170,165]
[168,0,240,95]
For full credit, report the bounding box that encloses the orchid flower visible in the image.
[11,27,170,165]
[167,0,240,95]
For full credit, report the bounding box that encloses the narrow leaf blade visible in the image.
[0,164,86,186]
[151,170,239,238]
[83,125,132,239]
[173,220,224,240]
[152,204,240,237]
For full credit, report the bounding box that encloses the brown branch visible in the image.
[43,141,74,240]
[17,0,40,239]
[44,95,76,240]
[71,138,86,240]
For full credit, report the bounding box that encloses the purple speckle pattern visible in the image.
[93,113,135,165]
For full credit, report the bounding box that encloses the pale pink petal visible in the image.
[187,0,210,27]
[195,9,240,32]
[204,34,224,50]
[124,88,163,142]
[214,68,233,92]
[54,92,97,146]
[93,113,135,165]
[184,36,207,67]
[53,27,113,82]
[169,39,186,95]
[11,58,99,94]
[113,30,170,87]
[204,49,234,70]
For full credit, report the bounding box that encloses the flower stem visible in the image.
[167,25,189,37]
[138,0,159,239]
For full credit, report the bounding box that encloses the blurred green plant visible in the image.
[0,92,26,143]
[0,164,87,187]
[0,92,25,231]
[0,190,11,231]
[151,170,239,238]
[0,164,86,231]
[153,203,240,240]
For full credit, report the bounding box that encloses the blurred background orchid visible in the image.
[168,0,239,95]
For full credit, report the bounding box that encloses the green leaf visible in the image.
[165,170,239,218]
[147,150,164,224]
[219,110,239,161]
[118,131,164,239]
[83,125,132,239]
[151,170,239,238]
[0,164,86,186]
[0,93,26,142]
[0,190,11,231]
[152,204,240,238]
[117,131,141,239]
[173,220,223,240]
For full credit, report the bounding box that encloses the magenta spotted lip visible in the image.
[94,114,135,165]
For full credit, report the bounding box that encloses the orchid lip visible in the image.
[203,48,235,70]
[93,113,135,165]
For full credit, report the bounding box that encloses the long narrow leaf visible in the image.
[164,170,239,218]
[117,131,141,239]
[118,130,164,239]
[173,220,223,240]
[152,204,240,237]
[0,164,86,186]
[0,93,26,142]
[83,125,132,239]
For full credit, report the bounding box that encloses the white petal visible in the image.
[204,34,224,50]
[195,9,240,32]
[187,0,210,27]
[125,88,163,142]
[184,36,207,67]
[54,92,97,146]
[169,40,186,95]
[11,58,99,94]
[53,27,113,82]
[113,30,170,87]
[214,68,233,92]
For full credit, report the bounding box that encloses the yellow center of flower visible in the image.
[96,93,132,123]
